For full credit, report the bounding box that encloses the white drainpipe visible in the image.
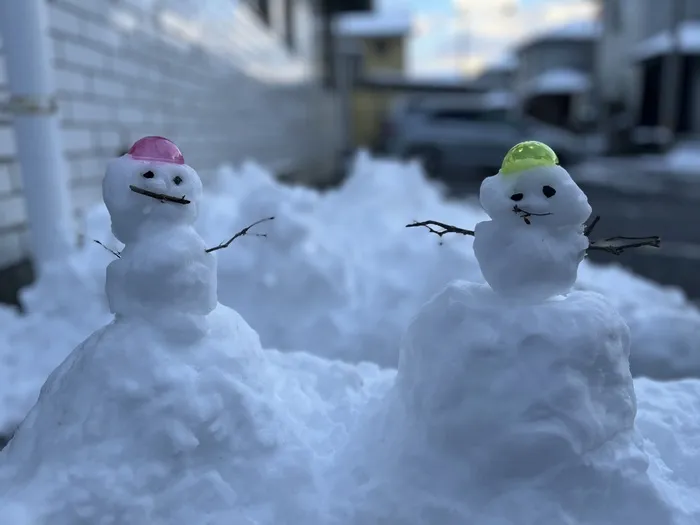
[0,0,74,272]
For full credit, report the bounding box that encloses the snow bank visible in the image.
[326,280,695,525]
[0,143,699,523]
[1,152,700,438]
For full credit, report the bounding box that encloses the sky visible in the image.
[379,0,599,77]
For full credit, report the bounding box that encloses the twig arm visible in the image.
[588,235,661,256]
[205,216,275,253]
[406,220,475,238]
[93,240,121,258]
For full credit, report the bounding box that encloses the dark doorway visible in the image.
[638,56,663,127]
[524,94,572,128]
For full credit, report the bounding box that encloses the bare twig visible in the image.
[407,216,661,256]
[93,239,121,258]
[205,216,275,253]
[129,185,191,205]
[584,215,600,237]
[588,235,661,256]
[406,220,474,238]
[585,216,660,255]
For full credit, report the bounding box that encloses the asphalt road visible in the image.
[442,169,700,300]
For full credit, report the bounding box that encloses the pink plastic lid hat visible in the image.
[127,136,185,165]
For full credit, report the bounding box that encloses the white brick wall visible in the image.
[0,0,340,268]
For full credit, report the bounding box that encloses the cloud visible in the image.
[407,0,599,77]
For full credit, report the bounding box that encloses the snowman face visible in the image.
[103,154,203,243]
[479,165,592,228]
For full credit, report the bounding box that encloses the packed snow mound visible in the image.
[2,153,700,437]
[636,378,700,520]
[0,303,327,525]
[328,281,692,525]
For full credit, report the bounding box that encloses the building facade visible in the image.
[514,21,599,131]
[632,0,700,142]
[335,10,411,150]
[0,0,341,279]
[598,0,700,153]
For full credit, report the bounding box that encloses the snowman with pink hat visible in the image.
[103,136,217,338]
[0,138,315,525]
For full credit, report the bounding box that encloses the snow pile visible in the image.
[0,138,379,524]
[0,305,324,525]
[2,150,700,440]
[0,140,699,525]
[328,281,690,525]
[327,153,697,524]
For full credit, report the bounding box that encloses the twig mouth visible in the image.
[512,205,552,225]
[129,185,190,205]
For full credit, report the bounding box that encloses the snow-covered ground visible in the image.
[0,151,699,524]
[1,152,700,435]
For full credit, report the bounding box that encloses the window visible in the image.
[373,38,391,55]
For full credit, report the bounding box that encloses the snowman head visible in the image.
[479,141,592,228]
[102,136,203,244]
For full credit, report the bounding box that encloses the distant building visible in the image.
[631,0,700,142]
[513,21,600,131]
[474,54,518,111]
[334,10,412,150]
[598,0,700,153]
[474,54,517,92]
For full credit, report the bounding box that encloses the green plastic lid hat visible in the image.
[500,141,559,176]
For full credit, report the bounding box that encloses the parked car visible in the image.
[382,95,583,180]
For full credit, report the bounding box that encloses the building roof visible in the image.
[518,68,591,97]
[632,21,700,61]
[517,19,601,51]
[335,10,412,38]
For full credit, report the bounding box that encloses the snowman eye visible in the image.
[142,171,155,179]
[173,175,183,185]
[542,185,556,198]
[510,193,524,201]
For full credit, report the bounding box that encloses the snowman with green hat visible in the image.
[473,140,592,300]
[408,140,660,302]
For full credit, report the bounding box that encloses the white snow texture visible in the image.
[0,152,698,525]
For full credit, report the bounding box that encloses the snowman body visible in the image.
[473,164,592,301]
[102,138,217,335]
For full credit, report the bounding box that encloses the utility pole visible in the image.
[660,0,683,148]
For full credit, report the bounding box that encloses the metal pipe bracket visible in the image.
[3,95,59,116]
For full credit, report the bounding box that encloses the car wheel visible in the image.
[404,146,442,178]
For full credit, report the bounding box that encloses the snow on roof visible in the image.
[335,10,412,38]
[632,21,700,61]
[518,19,601,50]
[519,68,591,97]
